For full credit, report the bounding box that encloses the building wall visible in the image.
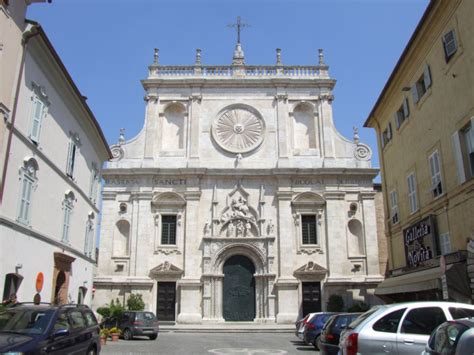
[0,24,110,305]
[366,0,474,301]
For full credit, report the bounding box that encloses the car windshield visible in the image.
[0,308,55,335]
[347,306,381,329]
[136,312,156,321]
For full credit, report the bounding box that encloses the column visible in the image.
[275,93,289,166]
[275,189,299,323]
[188,93,201,167]
[177,189,202,323]
[143,94,159,158]
[361,191,381,279]
[324,192,346,278]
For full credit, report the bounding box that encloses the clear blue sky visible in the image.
[28,0,429,174]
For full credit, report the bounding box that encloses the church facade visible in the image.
[94,42,384,323]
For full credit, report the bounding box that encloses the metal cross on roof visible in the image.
[228,16,250,44]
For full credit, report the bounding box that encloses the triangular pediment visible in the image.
[294,261,327,277]
[149,261,183,276]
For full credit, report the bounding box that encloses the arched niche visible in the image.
[291,102,317,152]
[161,103,186,151]
[113,219,130,256]
[347,219,365,256]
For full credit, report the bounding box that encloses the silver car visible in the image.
[338,301,474,355]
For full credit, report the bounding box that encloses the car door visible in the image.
[363,308,406,354]
[396,306,447,355]
[67,309,89,353]
[46,310,76,355]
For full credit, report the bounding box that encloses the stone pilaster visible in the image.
[143,94,159,158]
[275,93,289,166]
[324,192,346,278]
[188,94,201,166]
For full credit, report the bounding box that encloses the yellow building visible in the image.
[365,0,474,303]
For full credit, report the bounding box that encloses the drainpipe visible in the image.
[0,23,40,204]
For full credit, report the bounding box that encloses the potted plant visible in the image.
[109,326,121,342]
[99,328,109,346]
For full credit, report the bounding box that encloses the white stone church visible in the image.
[94,37,384,323]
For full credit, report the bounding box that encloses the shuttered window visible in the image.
[429,151,443,198]
[412,65,432,104]
[62,204,72,244]
[30,97,45,143]
[66,139,77,177]
[18,174,34,224]
[407,173,418,214]
[390,190,399,224]
[161,215,177,245]
[463,122,474,178]
[443,30,457,62]
[301,215,317,245]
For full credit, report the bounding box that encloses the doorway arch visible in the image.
[54,271,66,305]
[223,255,256,321]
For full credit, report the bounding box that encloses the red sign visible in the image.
[35,272,44,292]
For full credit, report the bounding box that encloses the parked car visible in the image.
[295,312,317,340]
[318,312,362,355]
[422,317,474,355]
[338,301,474,355]
[101,310,159,340]
[0,303,101,354]
[303,312,336,349]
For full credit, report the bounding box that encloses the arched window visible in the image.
[113,220,130,256]
[292,103,316,151]
[17,157,39,225]
[162,104,186,151]
[348,219,365,256]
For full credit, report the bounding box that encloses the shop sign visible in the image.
[403,215,436,268]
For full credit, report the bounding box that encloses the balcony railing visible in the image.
[148,64,329,79]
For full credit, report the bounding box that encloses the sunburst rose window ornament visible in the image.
[211,105,265,154]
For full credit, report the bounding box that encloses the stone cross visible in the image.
[228,16,250,44]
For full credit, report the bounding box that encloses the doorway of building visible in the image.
[302,282,321,316]
[53,271,67,305]
[156,282,176,321]
[223,255,256,321]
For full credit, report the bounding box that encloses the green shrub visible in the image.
[326,294,344,312]
[109,298,125,317]
[96,306,111,318]
[347,301,370,313]
[127,293,145,311]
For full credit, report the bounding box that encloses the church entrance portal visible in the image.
[223,255,256,321]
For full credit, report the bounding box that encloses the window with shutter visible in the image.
[429,151,443,198]
[407,173,418,214]
[161,215,177,245]
[443,30,457,62]
[390,190,399,224]
[17,159,38,225]
[412,65,431,104]
[423,64,432,89]
[301,215,317,245]
[395,98,410,129]
[61,192,75,244]
[462,121,474,179]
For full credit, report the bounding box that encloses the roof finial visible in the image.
[228,16,250,44]
[228,16,250,66]
[276,48,282,66]
[318,48,325,65]
[195,48,202,65]
[353,126,360,144]
[119,128,125,145]
[153,48,159,65]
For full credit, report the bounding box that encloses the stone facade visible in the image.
[94,44,383,323]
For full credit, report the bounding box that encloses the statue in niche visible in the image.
[231,197,249,218]
[204,222,211,237]
[267,220,274,235]
[244,221,252,237]
[227,222,235,237]
[236,220,244,237]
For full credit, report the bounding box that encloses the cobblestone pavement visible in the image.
[100,332,320,354]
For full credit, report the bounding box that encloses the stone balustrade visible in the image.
[148,64,329,79]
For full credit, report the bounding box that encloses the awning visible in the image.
[375,267,442,296]
[375,263,471,298]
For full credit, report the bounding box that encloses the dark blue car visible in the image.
[0,303,100,354]
[303,312,336,349]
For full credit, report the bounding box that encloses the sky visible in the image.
[27,0,429,175]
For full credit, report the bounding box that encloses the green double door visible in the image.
[223,255,256,321]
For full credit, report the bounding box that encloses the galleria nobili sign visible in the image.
[403,215,436,268]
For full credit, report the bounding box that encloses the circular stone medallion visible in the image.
[212,106,265,154]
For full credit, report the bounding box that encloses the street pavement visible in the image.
[100,332,320,354]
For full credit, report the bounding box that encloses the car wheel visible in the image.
[313,335,320,350]
[86,345,97,355]
[123,328,133,340]
[149,333,158,340]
